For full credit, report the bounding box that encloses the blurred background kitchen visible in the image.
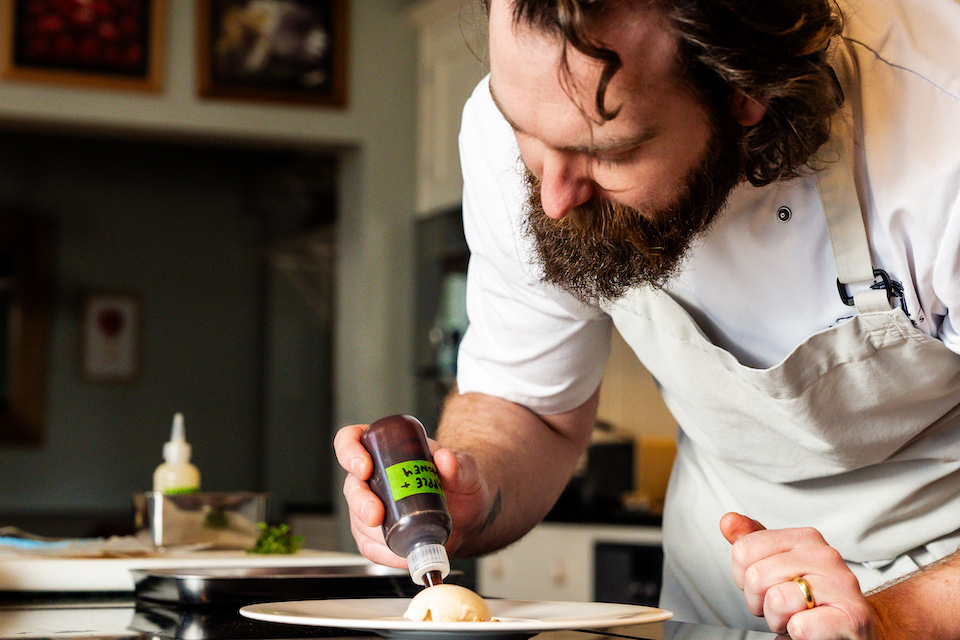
[0,0,676,604]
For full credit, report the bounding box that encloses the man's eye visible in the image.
[594,148,639,168]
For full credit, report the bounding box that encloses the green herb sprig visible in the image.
[247,522,304,554]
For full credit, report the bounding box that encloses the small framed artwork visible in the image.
[79,293,142,383]
[0,0,165,91]
[196,0,348,107]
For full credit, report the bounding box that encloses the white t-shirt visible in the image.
[456,0,960,414]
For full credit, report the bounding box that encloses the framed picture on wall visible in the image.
[0,0,165,91]
[79,293,142,383]
[0,216,54,447]
[196,0,348,107]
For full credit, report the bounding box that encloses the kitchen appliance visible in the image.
[413,207,469,433]
[131,565,418,606]
[583,436,635,508]
[594,542,664,607]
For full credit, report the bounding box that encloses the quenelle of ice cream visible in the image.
[403,584,494,622]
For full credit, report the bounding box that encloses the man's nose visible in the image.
[539,151,593,219]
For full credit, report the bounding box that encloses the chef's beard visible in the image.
[522,116,745,305]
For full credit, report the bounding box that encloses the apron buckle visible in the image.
[836,268,909,315]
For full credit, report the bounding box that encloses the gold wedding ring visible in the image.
[792,576,815,609]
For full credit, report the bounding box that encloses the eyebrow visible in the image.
[488,81,658,155]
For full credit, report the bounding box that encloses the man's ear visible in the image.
[732,90,767,127]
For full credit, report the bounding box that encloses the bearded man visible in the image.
[337,0,960,637]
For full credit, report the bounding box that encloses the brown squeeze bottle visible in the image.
[361,415,452,587]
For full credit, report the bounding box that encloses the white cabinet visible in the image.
[477,522,662,602]
[408,0,489,216]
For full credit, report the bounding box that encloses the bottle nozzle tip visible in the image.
[171,413,185,441]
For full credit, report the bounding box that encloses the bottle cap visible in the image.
[163,413,192,463]
[406,543,450,586]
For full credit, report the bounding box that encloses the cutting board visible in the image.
[0,548,372,592]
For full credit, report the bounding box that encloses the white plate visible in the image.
[240,598,672,639]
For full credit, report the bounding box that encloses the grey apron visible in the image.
[604,44,960,629]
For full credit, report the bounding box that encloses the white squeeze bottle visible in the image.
[153,413,201,494]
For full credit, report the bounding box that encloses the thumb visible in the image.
[432,447,482,495]
[431,447,488,550]
[720,512,766,544]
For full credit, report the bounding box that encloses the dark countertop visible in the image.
[0,596,776,640]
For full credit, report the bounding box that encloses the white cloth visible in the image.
[612,145,960,624]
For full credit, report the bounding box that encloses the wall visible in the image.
[0,1,420,541]
[0,133,275,514]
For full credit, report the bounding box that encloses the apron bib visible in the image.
[604,45,960,629]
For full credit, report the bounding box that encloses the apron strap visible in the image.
[815,48,892,315]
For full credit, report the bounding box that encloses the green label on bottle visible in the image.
[164,487,200,495]
[385,460,444,501]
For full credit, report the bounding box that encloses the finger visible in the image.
[720,511,766,544]
[741,547,837,616]
[431,446,460,483]
[748,548,860,622]
[733,526,829,569]
[425,443,469,493]
[342,471,384,528]
[736,534,841,616]
[347,509,406,569]
[730,526,831,596]
[723,513,770,591]
[767,558,873,639]
[346,506,383,546]
[434,448,489,530]
[343,488,399,568]
[434,448,483,497]
[334,424,373,479]
[763,577,821,633]
[784,600,873,640]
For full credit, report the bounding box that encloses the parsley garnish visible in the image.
[247,522,304,554]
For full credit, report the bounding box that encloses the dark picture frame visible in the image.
[196,0,348,107]
[0,0,165,92]
[0,216,54,447]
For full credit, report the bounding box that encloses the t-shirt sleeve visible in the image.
[454,76,612,415]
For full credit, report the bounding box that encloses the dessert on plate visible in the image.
[403,584,494,622]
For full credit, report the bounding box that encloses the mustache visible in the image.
[522,168,705,299]
[530,174,701,252]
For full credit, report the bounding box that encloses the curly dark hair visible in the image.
[482,0,844,186]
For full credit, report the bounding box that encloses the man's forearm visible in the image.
[868,549,960,639]
[436,387,599,557]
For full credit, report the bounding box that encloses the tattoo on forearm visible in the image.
[478,489,502,535]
